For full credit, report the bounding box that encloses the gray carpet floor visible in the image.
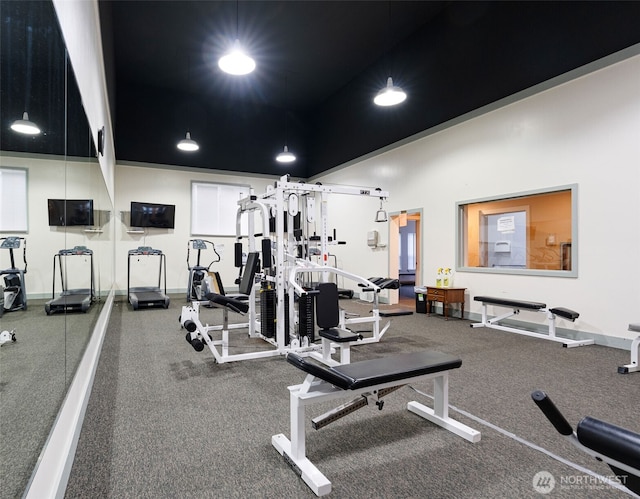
[64,295,639,498]
[0,298,103,499]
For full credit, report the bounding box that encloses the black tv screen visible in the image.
[130,201,175,229]
[48,199,94,226]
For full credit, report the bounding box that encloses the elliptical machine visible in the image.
[1,236,27,312]
[186,239,220,301]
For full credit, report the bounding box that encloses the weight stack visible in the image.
[260,284,276,338]
[283,294,290,346]
[298,293,315,343]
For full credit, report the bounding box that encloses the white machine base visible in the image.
[618,326,640,374]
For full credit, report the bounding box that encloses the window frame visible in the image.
[456,184,578,277]
[0,167,29,233]
[190,181,250,236]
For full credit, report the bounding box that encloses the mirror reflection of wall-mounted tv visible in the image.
[48,199,94,226]
[130,201,175,229]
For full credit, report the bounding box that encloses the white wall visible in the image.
[316,52,640,343]
[114,165,276,294]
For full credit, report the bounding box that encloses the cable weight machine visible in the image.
[181,175,391,365]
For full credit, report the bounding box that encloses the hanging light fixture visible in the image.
[177,57,199,152]
[219,39,255,75]
[374,77,407,107]
[11,112,40,135]
[177,131,199,152]
[276,74,296,163]
[374,2,407,107]
[276,145,296,163]
[219,1,255,75]
[12,21,41,135]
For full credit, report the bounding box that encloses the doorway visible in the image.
[388,210,422,307]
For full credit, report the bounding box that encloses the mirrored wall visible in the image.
[0,1,114,496]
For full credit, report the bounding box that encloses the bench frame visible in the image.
[471,297,593,348]
[272,360,481,496]
[618,324,640,374]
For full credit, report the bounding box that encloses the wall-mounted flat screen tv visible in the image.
[130,201,175,229]
[48,199,94,226]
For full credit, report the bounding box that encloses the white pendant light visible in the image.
[218,39,256,76]
[177,131,199,152]
[11,112,40,135]
[276,145,296,163]
[374,77,407,107]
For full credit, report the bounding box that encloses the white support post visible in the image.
[547,310,557,339]
[619,336,640,374]
[289,388,305,460]
[432,372,448,419]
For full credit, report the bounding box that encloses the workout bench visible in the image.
[532,390,640,495]
[618,323,640,374]
[272,350,481,496]
[471,296,593,348]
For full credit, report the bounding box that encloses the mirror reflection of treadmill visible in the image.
[45,246,96,315]
[127,247,170,310]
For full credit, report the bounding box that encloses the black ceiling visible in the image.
[3,2,640,179]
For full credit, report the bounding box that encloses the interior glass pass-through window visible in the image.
[456,185,577,277]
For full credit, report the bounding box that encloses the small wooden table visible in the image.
[426,287,466,320]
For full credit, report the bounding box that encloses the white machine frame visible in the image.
[272,364,481,496]
[182,176,392,365]
[618,323,640,374]
[471,298,593,348]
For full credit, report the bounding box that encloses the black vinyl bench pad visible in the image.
[474,296,546,310]
[205,292,249,314]
[577,416,640,471]
[286,351,462,390]
[474,296,579,321]
[549,307,579,321]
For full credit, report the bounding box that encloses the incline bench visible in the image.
[471,296,593,348]
[272,350,481,496]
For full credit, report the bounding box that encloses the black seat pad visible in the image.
[287,351,461,390]
[474,296,546,310]
[319,328,360,343]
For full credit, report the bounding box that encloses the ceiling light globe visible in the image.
[276,145,296,163]
[218,39,256,75]
[374,77,407,107]
[11,112,41,135]
[177,132,199,152]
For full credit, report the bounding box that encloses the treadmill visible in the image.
[45,246,95,315]
[128,246,170,310]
